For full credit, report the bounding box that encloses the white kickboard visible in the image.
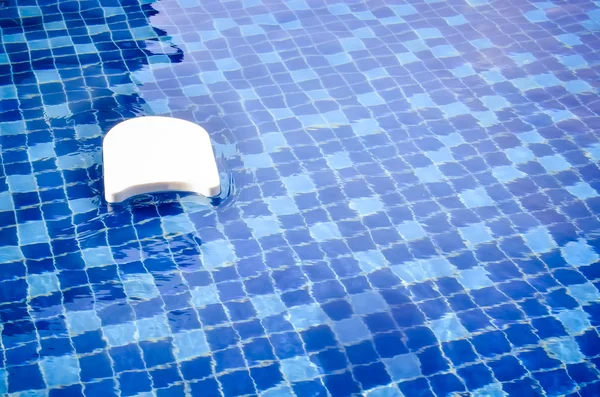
[103,116,220,203]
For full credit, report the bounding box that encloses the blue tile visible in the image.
[460,187,493,208]
[309,222,342,242]
[523,226,557,253]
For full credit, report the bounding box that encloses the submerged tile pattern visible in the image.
[1,0,600,396]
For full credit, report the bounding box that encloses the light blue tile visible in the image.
[123,273,159,300]
[19,5,43,16]
[69,197,95,214]
[0,246,24,263]
[162,213,195,235]
[567,182,598,199]
[35,69,61,83]
[309,222,342,241]
[358,92,385,106]
[557,309,591,334]
[136,314,170,341]
[472,383,506,397]
[353,27,376,39]
[505,146,535,164]
[383,353,421,381]
[392,261,427,283]
[459,223,493,246]
[0,192,13,212]
[183,84,208,97]
[44,103,72,118]
[82,246,113,268]
[587,143,600,161]
[430,314,469,342]
[173,330,209,361]
[460,187,494,208]
[431,45,459,58]
[251,294,286,319]
[213,18,236,30]
[441,101,470,117]
[326,152,352,170]
[201,70,226,84]
[262,386,296,397]
[559,55,587,69]
[288,304,327,330]
[396,221,426,241]
[415,165,444,183]
[261,132,287,152]
[473,111,499,127]
[283,174,315,194]
[509,52,536,66]
[524,9,548,22]
[518,130,545,144]
[350,197,384,216]
[0,120,25,136]
[547,109,575,123]
[512,77,537,91]
[245,216,281,238]
[7,174,37,193]
[350,291,387,315]
[556,33,582,46]
[328,3,351,15]
[438,132,464,147]
[291,69,318,83]
[423,257,455,279]
[75,124,102,139]
[426,147,453,164]
[534,73,562,87]
[445,15,468,26]
[244,153,274,169]
[334,316,370,344]
[286,0,309,10]
[565,80,593,93]
[280,356,319,382]
[341,37,366,52]
[326,53,352,66]
[416,28,442,39]
[492,165,526,182]
[266,196,299,216]
[354,250,388,273]
[18,221,49,246]
[481,70,506,83]
[561,239,599,267]
[524,226,557,253]
[458,266,493,290]
[0,368,5,395]
[0,84,17,99]
[104,322,137,346]
[397,52,419,65]
[392,4,417,15]
[28,272,60,297]
[366,385,403,397]
[451,64,476,78]
[546,337,584,363]
[216,58,241,71]
[40,355,80,387]
[201,240,236,269]
[471,38,494,49]
[240,25,265,37]
[481,95,509,111]
[567,282,600,305]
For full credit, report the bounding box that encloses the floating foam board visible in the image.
[103,116,220,203]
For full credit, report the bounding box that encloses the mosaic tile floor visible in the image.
[1,0,600,396]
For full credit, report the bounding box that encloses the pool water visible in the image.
[1,0,600,396]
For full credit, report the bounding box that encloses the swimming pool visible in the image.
[1,0,600,395]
